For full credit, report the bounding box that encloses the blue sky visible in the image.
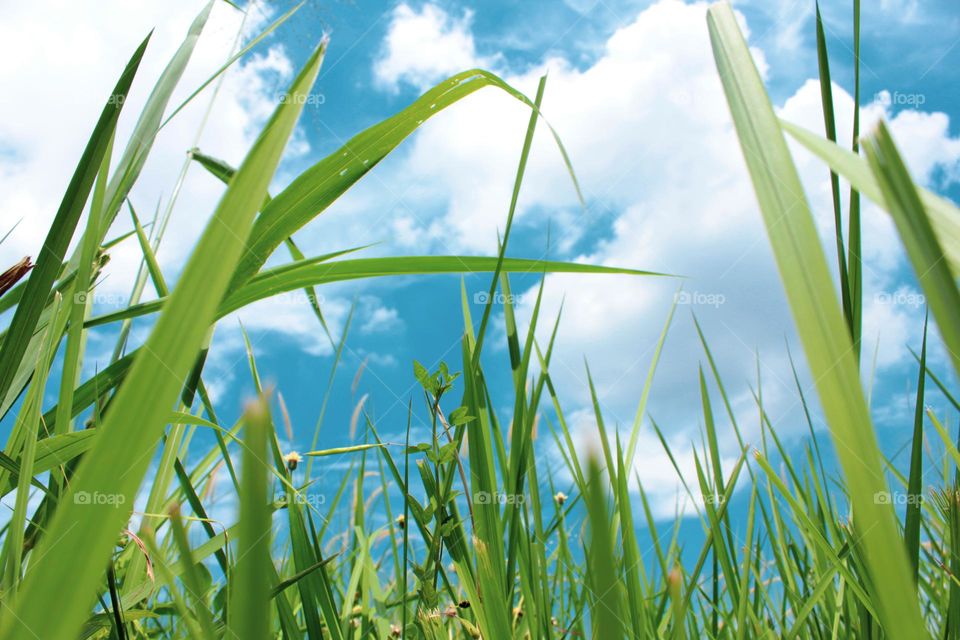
[1,0,960,523]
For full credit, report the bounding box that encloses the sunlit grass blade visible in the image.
[782,120,960,276]
[707,4,924,636]
[85,256,662,327]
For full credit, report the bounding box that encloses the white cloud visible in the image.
[360,305,403,334]
[373,3,495,91]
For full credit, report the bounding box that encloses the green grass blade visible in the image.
[228,398,272,640]
[707,4,924,636]
[848,0,863,363]
[473,75,546,369]
[585,453,624,638]
[55,133,113,438]
[625,295,676,469]
[85,256,661,328]
[167,506,217,639]
[782,120,960,276]
[904,313,927,582]
[815,1,853,340]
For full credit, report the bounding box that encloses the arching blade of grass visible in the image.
[84,256,662,327]
[0,38,328,640]
[782,120,960,276]
[707,4,924,637]
[103,2,223,369]
[862,121,960,379]
[229,69,581,288]
[0,33,148,404]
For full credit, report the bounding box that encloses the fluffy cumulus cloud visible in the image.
[367,0,960,517]
[373,3,497,92]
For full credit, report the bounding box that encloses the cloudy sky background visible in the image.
[1,0,959,519]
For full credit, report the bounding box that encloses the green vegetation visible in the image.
[0,1,957,637]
